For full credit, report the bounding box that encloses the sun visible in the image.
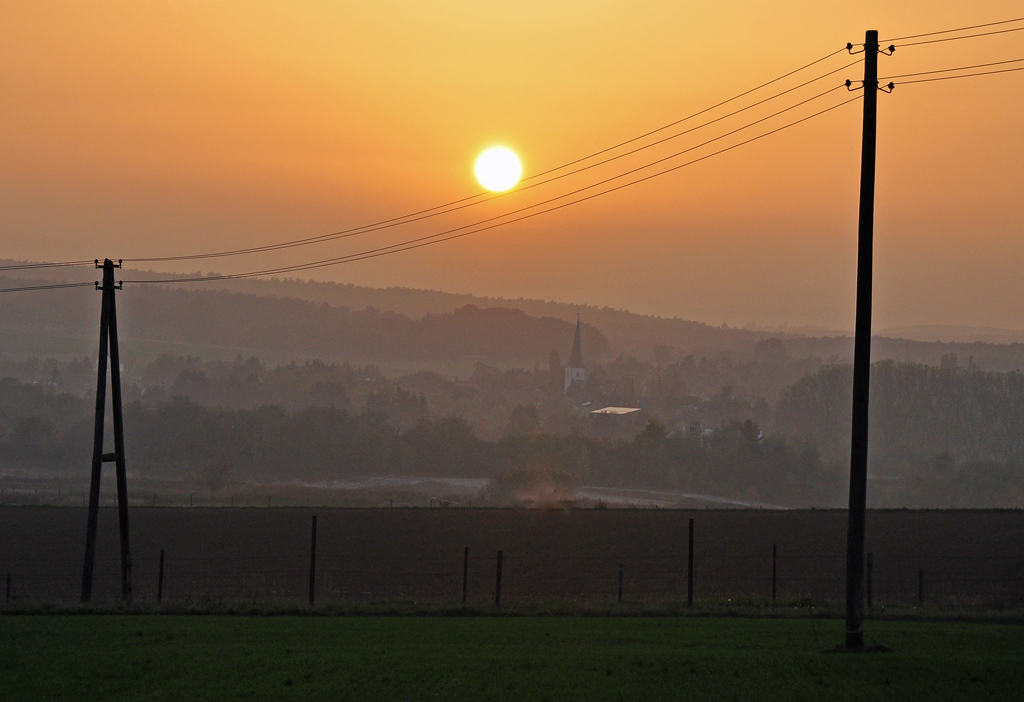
[475,147,522,191]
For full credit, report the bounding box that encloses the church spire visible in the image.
[564,314,586,393]
[568,314,584,368]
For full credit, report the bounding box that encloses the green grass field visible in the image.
[1,615,1022,701]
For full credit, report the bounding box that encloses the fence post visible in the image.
[495,550,503,607]
[462,547,469,603]
[309,515,317,606]
[772,543,777,602]
[618,563,624,604]
[157,550,165,604]
[866,552,873,609]
[687,518,694,608]
[918,568,924,606]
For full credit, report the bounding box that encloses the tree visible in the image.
[507,403,541,437]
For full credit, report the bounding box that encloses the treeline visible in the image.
[11,265,1024,370]
[0,384,1018,508]
[5,354,1024,507]
[585,419,842,506]
[0,378,89,468]
[6,351,1024,462]
[1,355,440,430]
[0,344,817,439]
[0,386,839,506]
[776,355,1024,466]
[0,277,608,365]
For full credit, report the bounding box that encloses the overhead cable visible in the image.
[0,282,95,294]
[123,58,862,265]
[0,260,95,271]
[895,65,1024,85]
[123,48,851,265]
[124,86,849,281]
[523,47,848,179]
[895,26,1024,48]
[881,16,1024,42]
[881,56,1024,80]
[121,94,862,285]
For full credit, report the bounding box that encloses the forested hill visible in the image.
[0,278,607,367]
[5,265,1024,371]
[3,265,772,360]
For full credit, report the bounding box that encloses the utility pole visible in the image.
[81,259,132,604]
[845,30,879,650]
[308,515,317,606]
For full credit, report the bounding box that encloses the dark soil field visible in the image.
[2,507,1022,607]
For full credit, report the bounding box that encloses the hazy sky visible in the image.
[3,1,1023,330]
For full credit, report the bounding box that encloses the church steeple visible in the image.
[564,314,586,392]
[568,315,584,368]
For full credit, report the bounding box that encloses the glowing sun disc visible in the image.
[475,147,522,191]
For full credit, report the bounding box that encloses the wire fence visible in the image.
[4,536,1023,608]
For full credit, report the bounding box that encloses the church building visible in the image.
[564,316,586,392]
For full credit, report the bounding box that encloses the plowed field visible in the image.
[2,507,1022,606]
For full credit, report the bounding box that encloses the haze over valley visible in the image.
[3,264,1024,509]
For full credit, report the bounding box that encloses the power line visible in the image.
[881,16,1024,42]
[18,35,1013,289]
[324,86,849,262]
[895,64,1024,85]
[123,88,852,282]
[0,282,95,294]
[115,47,852,266]
[123,48,851,265]
[0,260,94,271]
[524,47,848,180]
[895,25,1024,48]
[122,58,862,265]
[255,97,865,275]
[881,57,1024,80]
[121,94,861,285]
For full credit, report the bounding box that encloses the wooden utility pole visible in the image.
[157,549,165,604]
[81,259,132,604]
[866,551,873,609]
[772,543,777,602]
[687,518,694,608]
[309,515,317,606]
[845,30,879,650]
[494,550,503,607]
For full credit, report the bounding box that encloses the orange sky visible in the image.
[2,1,1023,331]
